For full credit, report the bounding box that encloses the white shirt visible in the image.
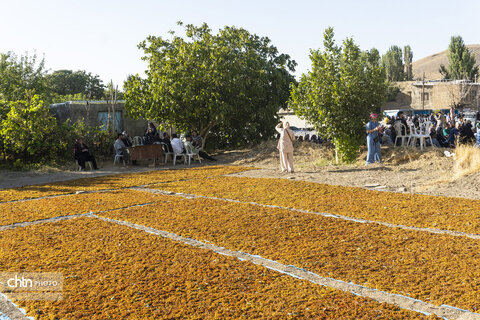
[171,138,184,154]
[114,139,126,155]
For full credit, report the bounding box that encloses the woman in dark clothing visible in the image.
[74,138,98,170]
[144,122,157,145]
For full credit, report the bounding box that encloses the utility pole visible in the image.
[422,72,425,110]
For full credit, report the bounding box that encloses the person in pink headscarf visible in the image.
[365,113,383,164]
[275,121,295,173]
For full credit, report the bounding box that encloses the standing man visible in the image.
[275,121,295,173]
[366,113,382,165]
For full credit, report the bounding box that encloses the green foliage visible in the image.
[69,120,116,159]
[0,93,114,168]
[289,28,387,163]
[45,70,105,99]
[0,52,49,101]
[124,22,296,148]
[382,46,405,82]
[386,85,400,101]
[0,93,62,165]
[403,45,413,80]
[439,35,479,80]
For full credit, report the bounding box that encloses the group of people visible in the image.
[112,124,217,165]
[366,110,480,165]
[74,123,217,170]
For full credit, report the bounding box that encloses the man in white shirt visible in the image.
[170,133,184,154]
[114,133,130,163]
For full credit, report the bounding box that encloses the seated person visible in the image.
[74,138,98,170]
[447,122,461,147]
[160,132,173,152]
[171,134,184,154]
[435,126,449,148]
[122,131,133,147]
[144,127,156,145]
[114,133,130,163]
[191,130,203,149]
[460,121,475,144]
[184,135,217,161]
[476,123,480,148]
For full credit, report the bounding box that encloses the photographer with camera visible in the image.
[366,113,383,165]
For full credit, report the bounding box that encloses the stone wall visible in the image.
[383,81,480,112]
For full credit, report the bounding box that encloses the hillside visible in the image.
[412,44,480,80]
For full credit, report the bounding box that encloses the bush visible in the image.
[0,94,115,168]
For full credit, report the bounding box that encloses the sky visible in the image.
[1,0,479,88]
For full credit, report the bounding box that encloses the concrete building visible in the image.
[50,100,148,137]
[384,80,480,112]
[278,108,312,128]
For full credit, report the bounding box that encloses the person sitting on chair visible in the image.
[74,138,98,170]
[191,130,203,149]
[114,133,130,164]
[170,133,184,154]
[122,131,133,147]
[184,135,217,161]
[160,132,173,152]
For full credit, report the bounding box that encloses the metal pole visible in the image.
[422,72,425,110]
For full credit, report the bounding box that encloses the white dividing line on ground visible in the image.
[90,214,480,320]
[134,187,480,241]
[0,189,116,205]
[0,292,33,320]
[0,214,88,232]
[0,201,161,232]
[1,206,479,319]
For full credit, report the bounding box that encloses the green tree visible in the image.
[124,22,296,148]
[289,28,387,163]
[382,45,404,81]
[0,93,61,165]
[46,69,105,99]
[403,45,413,80]
[0,52,48,101]
[439,35,479,80]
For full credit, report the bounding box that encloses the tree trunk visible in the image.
[199,121,216,150]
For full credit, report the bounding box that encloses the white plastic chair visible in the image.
[409,123,433,150]
[133,136,143,146]
[113,154,125,166]
[160,142,173,164]
[172,148,186,166]
[184,143,202,165]
[76,160,93,171]
[394,122,408,146]
[113,143,126,166]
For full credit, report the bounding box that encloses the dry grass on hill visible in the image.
[412,44,480,79]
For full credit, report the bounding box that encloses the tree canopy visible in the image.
[439,35,479,81]
[124,22,296,148]
[382,46,404,82]
[0,52,48,101]
[289,28,387,162]
[45,70,105,99]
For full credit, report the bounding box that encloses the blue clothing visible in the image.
[366,121,381,164]
[448,128,459,146]
[476,132,480,148]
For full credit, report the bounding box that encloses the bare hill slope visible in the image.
[412,44,480,80]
